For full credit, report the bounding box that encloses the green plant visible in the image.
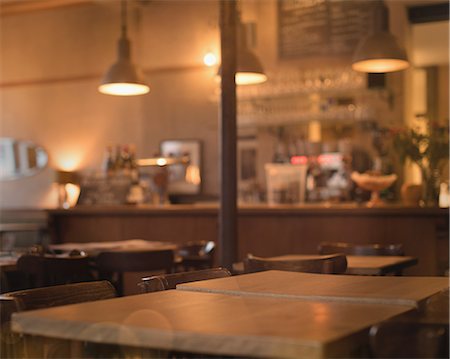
[393,118,449,171]
[392,117,449,205]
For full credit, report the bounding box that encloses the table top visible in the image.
[12,289,411,359]
[49,239,176,256]
[1,240,176,270]
[177,270,449,307]
[0,254,18,271]
[269,254,418,275]
[0,222,46,232]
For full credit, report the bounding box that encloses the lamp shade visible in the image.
[352,1,409,73]
[235,22,267,85]
[216,20,267,86]
[352,32,409,73]
[99,37,150,96]
[98,1,149,96]
[56,170,79,184]
[236,47,267,85]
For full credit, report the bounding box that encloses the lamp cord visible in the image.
[121,0,128,37]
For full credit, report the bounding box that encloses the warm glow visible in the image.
[203,52,217,67]
[318,153,343,168]
[311,303,330,324]
[235,72,267,85]
[54,154,82,172]
[64,183,80,208]
[98,83,150,96]
[352,59,410,73]
[156,158,168,166]
[185,165,201,185]
[291,156,308,165]
[58,183,80,209]
[308,121,322,142]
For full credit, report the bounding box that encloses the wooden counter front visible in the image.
[47,204,449,276]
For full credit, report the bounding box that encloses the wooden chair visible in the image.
[0,296,23,358]
[139,268,232,358]
[318,242,404,256]
[369,321,449,358]
[243,253,347,274]
[4,280,116,311]
[1,281,116,358]
[96,249,174,296]
[16,254,95,288]
[139,267,231,293]
[176,240,215,271]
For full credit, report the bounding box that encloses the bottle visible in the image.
[114,145,124,173]
[439,182,449,208]
[122,144,132,175]
[129,144,139,183]
[103,146,115,176]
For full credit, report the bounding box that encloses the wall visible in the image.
[0,0,220,208]
[1,0,443,209]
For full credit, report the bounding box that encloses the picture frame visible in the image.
[160,139,202,195]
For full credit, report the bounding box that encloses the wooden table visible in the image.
[0,254,18,271]
[12,290,412,359]
[267,254,418,275]
[0,240,176,271]
[49,239,176,256]
[0,254,20,292]
[232,255,418,276]
[178,270,449,307]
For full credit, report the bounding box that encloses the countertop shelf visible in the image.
[45,203,449,217]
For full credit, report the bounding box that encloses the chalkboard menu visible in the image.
[278,0,377,59]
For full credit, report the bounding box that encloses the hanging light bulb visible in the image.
[352,0,409,73]
[203,52,218,67]
[99,0,150,96]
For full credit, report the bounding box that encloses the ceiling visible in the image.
[412,20,449,66]
[0,0,92,16]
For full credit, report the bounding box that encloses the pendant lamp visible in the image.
[352,1,409,73]
[235,20,267,85]
[98,0,149,96]
[217,12,267,86]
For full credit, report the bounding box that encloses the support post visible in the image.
[218,0,237,269]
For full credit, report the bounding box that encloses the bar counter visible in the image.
[47,203,449,276]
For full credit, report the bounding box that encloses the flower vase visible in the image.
[420,167,440,207]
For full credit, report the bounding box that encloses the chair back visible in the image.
[1,281,116,358]
[318,242,404,256]
[243,253,347,274]
[0,296,22,359]
[4,280,117,311]
[139,267,231,293]
[17,254,94,288]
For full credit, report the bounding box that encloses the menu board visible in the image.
[278,0,377,59]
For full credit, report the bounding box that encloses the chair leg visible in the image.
[118,273,124,296]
